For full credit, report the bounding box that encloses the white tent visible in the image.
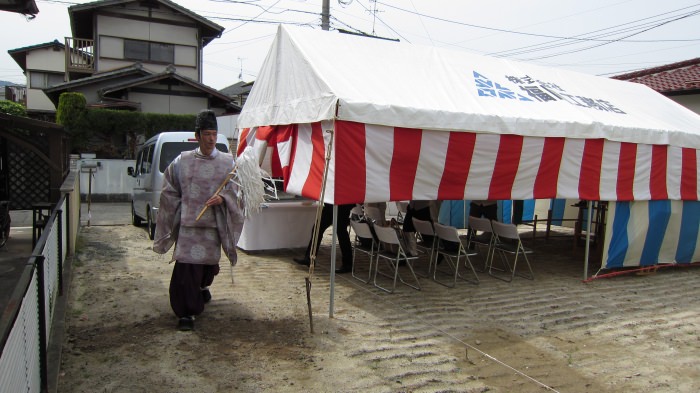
[240,26,700,205]
[238,26,700,283]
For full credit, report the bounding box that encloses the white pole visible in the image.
[583,201,593,280]
[329,205,338,317]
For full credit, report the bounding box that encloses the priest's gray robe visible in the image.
[153,149,244,265]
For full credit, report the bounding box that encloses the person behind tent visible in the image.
[467,200,497,248]
[293,203,355,274]
[470,200,497,221]
[153,109,245,331]
[402,200,440,256]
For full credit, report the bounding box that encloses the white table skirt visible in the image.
[237,200,318,251]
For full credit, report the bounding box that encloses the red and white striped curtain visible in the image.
[239,120,700,205]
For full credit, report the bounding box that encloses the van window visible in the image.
[141,145,154,174]
[159,142,229,173]
[135,149,144,176]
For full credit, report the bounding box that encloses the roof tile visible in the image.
[613,58,700,94]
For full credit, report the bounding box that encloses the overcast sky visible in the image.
[1,0,698,90]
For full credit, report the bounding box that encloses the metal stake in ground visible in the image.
[306,129,335,334]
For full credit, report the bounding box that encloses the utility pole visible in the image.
[322,0,330,31]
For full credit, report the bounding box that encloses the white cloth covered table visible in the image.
[237,200,317,251]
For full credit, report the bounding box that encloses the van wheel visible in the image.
[131,203,142,226]
[147,210,156,240]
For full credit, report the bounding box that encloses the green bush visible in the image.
[56,92,86,128]
[0,100,27,116]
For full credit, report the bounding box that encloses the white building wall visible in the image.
[130,92,207,115]
[174,46,197,67]
[671,95,700,115]
[25,47,65,72]
[24,47,66,111]
[95,14,199,79]
[25,88,57,111]
[97,15,197,46]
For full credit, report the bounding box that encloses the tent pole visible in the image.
[583,200,593,280]
[463,200,467,228]
[329,205,338,317]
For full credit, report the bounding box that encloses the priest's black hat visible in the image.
[195,109,218,133]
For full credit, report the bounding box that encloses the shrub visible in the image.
[0,100,27,116]
[54,93,198,157]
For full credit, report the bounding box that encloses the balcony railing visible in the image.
[64,37,95,76]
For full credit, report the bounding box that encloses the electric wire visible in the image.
[494,8,700,59]
[523,10,700,61]
[377,1,700,44]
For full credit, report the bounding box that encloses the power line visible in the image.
[221,0,282,34]
[491,6,700,58]
[353,0,408,42]
[376,1,700,44]
[522,10,700,61]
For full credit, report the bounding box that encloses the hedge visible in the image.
[57,92,196,158]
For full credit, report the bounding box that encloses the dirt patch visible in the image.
[57,225,700,392]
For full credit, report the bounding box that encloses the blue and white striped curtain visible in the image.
[603,200,700,268]
[439,199,545,228]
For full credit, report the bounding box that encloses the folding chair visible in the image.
[433,223,479,287]
[467,216,496,272]
[372,225,421,293]
[489,220,535,282]
[395,201,408,224]
[350,205,364,221]
[364,206,386,227]
[411,218,438,277]
[349,220,378,284]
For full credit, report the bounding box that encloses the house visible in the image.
[7,40,66,118]
[613,57,700,115]
[3,85,27,104]
[8,0,234,119]
[220,80,254,108]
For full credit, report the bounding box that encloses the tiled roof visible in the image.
[219,81,253,97]
[612,58,700,94]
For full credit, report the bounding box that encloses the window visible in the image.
[150,42,174,63]
[159,142,229,173]
[29,72,64,89]
[124,39,174,64]
[140,145,154,174]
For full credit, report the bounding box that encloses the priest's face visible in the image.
[196,129,218,156]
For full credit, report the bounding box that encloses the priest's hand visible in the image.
[206,194,223,207]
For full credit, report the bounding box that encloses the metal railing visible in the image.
[0,172,79,393]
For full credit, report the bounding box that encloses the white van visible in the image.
[127,131,230,239]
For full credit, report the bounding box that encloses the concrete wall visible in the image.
[217,114,239,141]
[78,158,135,202]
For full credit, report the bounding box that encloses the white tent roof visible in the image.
[239,25,700,149]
